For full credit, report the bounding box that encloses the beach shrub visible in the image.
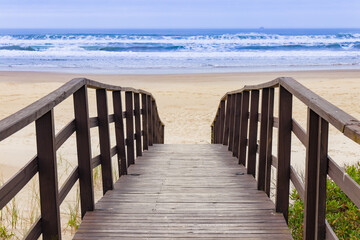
[288,162,360,239]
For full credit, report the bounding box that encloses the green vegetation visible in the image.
[0,226,14,240]
[288,162,360,240]
[67,187,81,233]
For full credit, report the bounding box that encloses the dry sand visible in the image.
[1,70,360,178]
[1,70,360,238]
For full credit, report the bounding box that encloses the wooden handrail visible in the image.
[0,78,165,240]
[211,77,360,240]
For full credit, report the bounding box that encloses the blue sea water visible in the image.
[0,28,360,73]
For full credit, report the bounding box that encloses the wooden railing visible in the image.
[211,77,360,240]
[0,78,164,240]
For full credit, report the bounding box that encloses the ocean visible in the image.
[0,28,360,74]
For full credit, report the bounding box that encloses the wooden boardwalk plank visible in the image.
[74,144,291,239]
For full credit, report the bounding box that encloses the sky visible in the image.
[0,0,360,29]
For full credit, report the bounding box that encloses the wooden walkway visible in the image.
[74,144,291,239]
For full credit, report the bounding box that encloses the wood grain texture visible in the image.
[134,93,142,157]
[265,88,274,197]
[35,110,61,240]
[258,88,269,191]
[112,91,127,176]
[148,95,153,146]
[141,94,149,150]
[238,91,249,165]
[232,93,242,158]
[125,91,135,165]
[74,86,95,218]
[96,89,114,194]
[247,90,259,177]
[74,144,291,239]
[228,94,235,151]
[275,86,292,222]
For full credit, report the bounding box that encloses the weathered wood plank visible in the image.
[276,86,292,222]
[74,145,291,239]
[141,94,149,150]
[96,89,114,194]
[238,91,249,165]
[74,86,95,218]
[265,88,274,197]
[232,93,241,157]
[113,91,127,176]
[258,88,269,191]
[35,110,61,240]
[134,93,142,156]
[247,90,259,177]
[125,91,135,165]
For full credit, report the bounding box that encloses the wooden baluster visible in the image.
[214,114,220,144]
[73,86,95,218]
[142,94,149,150]
[96,89,113,195]
[265,88,274,197]
[238,91,249,165]
[125,91,135,165]
[275,86,292,222]
[112,91,127,175]
[247,90,259,177]
[134,93,142,157]
[152,100,157,143]
[222,96,231,145]
[258,88,269,191]
[219,100,225,143]
[161,124,165,144]
[232,93,242,157]
[228,95,235,151]
[304,109,329,240]
[35,110,61,240]
[211,124,214,144]
[147,96,153,146]
[316,117,328,240]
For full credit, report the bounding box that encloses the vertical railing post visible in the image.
[125,91,135,165]
[265,88,274,197]
[161,124,165,144]
[275,85,292,222]
[232,93,242,157]
[247,90,259,177]
[147,95,153,146]
[222,96,231,145]
[96,89,114,195]
[142,94,149,150]
[258,88,269,190]
[152,100,157,143]
[215,114,220,144]
[219,100,225,143]
[211,124,214,144]
[304,109,328,240]
[316,118,328,240]
[112,91,127,176]
[73,86,95,218]
[35,110,61,240]
[134,93,142,157]
[238,91,249,165]
[228,95,235,151]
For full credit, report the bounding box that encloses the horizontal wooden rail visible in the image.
[211,77,360,240]
[0,78,165,240]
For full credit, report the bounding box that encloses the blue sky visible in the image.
[0,0,360,29]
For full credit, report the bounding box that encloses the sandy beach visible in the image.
[1,69,360,238]
[1,69,360,178]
